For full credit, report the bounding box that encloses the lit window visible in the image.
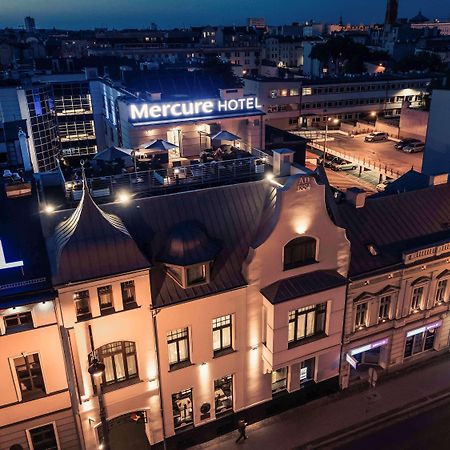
[172,388,193,430]
[96,341,138,386]
[404,328,436,358]
[214,375,233,416]
[97,285,114,314]
[14,353,46,401]
[167,328,190,369]
[271,367,288,394]
[28,423,59,450]
[74,290,91,320]
[121,280,137,309]
[283,237,317,270]
[355,302,368,328]
[435,280,448,305]
[378,296,391,321]
[300,358,315,385]
[302,87,312,96]
[411,286,424,311]
[212,315,232,356]
[288,303,327,346]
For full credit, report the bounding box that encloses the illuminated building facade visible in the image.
[331,185,450,388]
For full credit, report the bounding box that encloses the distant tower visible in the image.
[385,0,398,25]
[24,16,36,33]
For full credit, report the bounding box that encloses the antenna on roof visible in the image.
[80,159,88,192]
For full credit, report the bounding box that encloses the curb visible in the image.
[300,388,450,449]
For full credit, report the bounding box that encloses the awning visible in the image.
[210,130,241,142]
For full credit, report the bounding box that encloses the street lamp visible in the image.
[88,357,110,450]
[323,116,339,166]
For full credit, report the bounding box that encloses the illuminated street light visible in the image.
[117,191,131,204]
[44,204,55,214]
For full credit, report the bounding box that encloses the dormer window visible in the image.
[166,263,210,288]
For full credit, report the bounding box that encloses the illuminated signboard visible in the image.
[346,353,358,369]
[406,320,442,338]
[0,240,23,270]
[129,96,262,125]
[350,338,389,356]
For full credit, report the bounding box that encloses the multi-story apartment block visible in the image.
[244,76,302,130]
[0,187,80,450]
[332,184,450,388]
[262,36,303,68]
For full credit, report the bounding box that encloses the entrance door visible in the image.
[100,412,151,450]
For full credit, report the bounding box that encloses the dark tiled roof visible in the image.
[336,183,450,278]
[50,185,149,285]
[261,270,348,304]
[373,170,430,198]
[0,187,53,303]
[105,180,274,307]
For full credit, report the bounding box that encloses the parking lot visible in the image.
[323,133,423,176]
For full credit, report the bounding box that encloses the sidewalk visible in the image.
[193,353,450,450]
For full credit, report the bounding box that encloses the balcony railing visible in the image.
[64,156,269,202]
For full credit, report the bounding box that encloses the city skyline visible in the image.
[1,0,449,29]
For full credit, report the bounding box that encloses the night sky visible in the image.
[1,0,449,30]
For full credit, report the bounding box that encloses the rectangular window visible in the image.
[300,358,315,385]
[172,388,193,430]
[14,353,46,401]
[411,286,424,311]
[28,423,58,450]
[97,341,138,386]
[212,315,232,356]
[121,280,137,309]
[271,367,288,394]
[98,285,114,314]
[74,290,91,320]
[214,375,233,416]
[4,311,33,333]
[269,89,278,99]
[290,88,300,96]
[404,328,437,358]
[355,303,368,328]
[167,328,190,369]
[435,280,447,305]
[288,303,327,346]
[378,296,391,321]
[302,87,312,96]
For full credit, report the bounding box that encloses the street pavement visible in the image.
[332,397,450,450]
[192,353,450,450]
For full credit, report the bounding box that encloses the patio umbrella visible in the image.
[210,130,241,142]
[140,139,178,151]
[93,146,133,166]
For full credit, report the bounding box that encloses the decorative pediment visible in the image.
[437,269,450,280]
[411,276,431,286]
[376,285,399,296]
[353,291,374,303]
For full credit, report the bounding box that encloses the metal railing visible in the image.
[65,156,268,201]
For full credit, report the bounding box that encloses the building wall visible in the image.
[398,102,428,141]
[56,270,163,449]
[341,248,450,388]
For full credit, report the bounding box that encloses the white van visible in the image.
[364,132,388,142]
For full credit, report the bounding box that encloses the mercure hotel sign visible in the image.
[129,96,262,125]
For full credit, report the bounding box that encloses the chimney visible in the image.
[345,187,366,208]
[272,148,295,177]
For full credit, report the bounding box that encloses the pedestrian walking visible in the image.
[235,418,248,443]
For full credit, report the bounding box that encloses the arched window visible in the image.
[283,237,317,270]
[96,341,138,386]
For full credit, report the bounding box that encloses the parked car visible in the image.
[329,157,357,171]
[317,153,335,168]
[394,138,420,150]
[376,179,393,192]
[365,132,388,142]
[403,142,425,153]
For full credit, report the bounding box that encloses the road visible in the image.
[329,397,450,450]
[325,134,423,176]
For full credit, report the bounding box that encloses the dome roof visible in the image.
[159,222,220,266]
